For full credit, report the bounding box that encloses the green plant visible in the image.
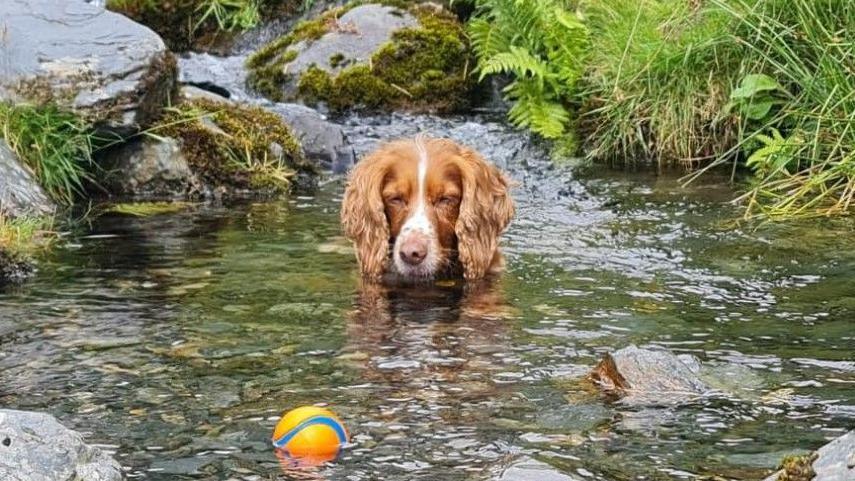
[468,0,588,138]
[578,0,741,165]
[0,103,94,204]
[707,0,855,219]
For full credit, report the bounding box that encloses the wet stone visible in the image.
[497,457,583,481]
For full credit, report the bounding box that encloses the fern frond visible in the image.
[479,46,548,81]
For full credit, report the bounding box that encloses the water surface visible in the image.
[1,115,853,480]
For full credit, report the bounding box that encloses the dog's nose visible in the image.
[399,238,428,265]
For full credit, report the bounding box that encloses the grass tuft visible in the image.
[0,102,95,205]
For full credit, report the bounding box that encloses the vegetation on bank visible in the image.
[150,99,310,193]
[466,0,855,219]
[107,0,304,51]
[0,215,55,258]
[0,103,95,205]
[246,1,473,112]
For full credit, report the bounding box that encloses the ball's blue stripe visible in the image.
[272,415,347,449]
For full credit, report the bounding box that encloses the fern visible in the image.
[468,0,589,139]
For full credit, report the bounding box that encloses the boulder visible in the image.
[763,431,855,481]
[247,3,472,112]
[0,409,122,481]
[0,140,55,218]
[0,0,177,134]
[267,103,355,173]
[588,345,709,404]
[279,4,418,97]
[99,137,203,198]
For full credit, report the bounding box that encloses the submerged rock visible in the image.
[247,3,472,112]
[0,409,122,481]
[99,137,203,198]
[0,0,176,134]
[0,140,55,218]
[588,345,709,404]
[0,249,34,288]
[763,431,855,481]
[497,457,584,481]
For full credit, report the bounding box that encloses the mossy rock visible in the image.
[246,2,473,113]
[152,99,314,195]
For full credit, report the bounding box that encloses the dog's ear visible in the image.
[341,150,392,280]
[454,146,515,280]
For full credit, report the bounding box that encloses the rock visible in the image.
[180,85,233,104]
[99,137,202,198]
[0,140,55,218]
[588,345,709,404]
[0,250,34,287]
[763,431,855,481]
[0,0,177,134]
[267,103,355,173]
[247,3,472,112]
[497,457,583,481]
[0,409,122,481]
[178,53,250,101]
[281,4,418,97]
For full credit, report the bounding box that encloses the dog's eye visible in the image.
[436,196,459,207]
[387,196,406,207]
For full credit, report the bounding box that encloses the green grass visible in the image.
[577,0,743,166]
[0,213,55,257]
[705,0,855,219]
[0,102,94,204]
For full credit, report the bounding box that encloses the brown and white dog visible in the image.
[341,135,514,281]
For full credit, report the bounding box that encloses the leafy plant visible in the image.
[0,103,94,204]
[468,0,589,139]
[726,73,787,122]
[0,213,55,257]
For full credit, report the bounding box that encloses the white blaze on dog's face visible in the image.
[382,136,463,278]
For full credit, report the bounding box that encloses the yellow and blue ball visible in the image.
[271,406,348,463]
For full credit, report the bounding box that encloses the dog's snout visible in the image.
[399,236,428,265]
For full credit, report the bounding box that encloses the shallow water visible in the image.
[1,115,854,481]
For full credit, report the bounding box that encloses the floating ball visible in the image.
[272,406,348,463]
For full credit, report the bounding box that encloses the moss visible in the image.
[247,1,473,112]
[153,99,310,195]
[106,202,193,217]
[776,453,817,481]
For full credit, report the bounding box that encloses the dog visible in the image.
[341,135,514,282]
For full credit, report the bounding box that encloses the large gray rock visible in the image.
[763,431,855,481]
[279,4,418,97]
[0,140,55,218]
[0,409,122,481]
[267,103,355,173]
[178,53,251,101]
[588,345,709,404]
[100,137,202,198]
[0,0,177,133]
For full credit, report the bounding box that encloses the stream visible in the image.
[1,112,854,480]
